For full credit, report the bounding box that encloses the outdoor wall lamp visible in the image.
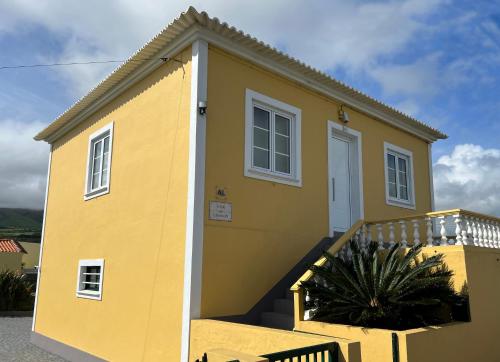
[339,105,350,123]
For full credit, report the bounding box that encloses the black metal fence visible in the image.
[260,342,339,362]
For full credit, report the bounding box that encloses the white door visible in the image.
[330,136,352,232]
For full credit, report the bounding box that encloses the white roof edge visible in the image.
[35,6,447,143]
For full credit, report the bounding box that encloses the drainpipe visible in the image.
[392,332,400,362]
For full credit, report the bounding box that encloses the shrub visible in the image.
[302,241,469,330]
[0,269,35,311]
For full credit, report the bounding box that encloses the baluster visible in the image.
[461,216,470,246]
[478,220,484,247]
[496,223,500,248]
[399,221,408,248]
[464,216,473,246]
[454,214,462,246]
[412,219,420,246]
[472,219,479,246]
[366,224,372,245]
[360,225,367,252]
[426,217,434,247]
[492,222,498,248]
[439,216,448,246]
[388,222,395,247]
[377,223,384,250]
[487,223,494,248]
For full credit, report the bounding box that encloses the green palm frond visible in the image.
[301,239,469,330]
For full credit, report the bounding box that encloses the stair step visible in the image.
[260,312,294,330]
[285,290,294,300]
[273,298,294,315]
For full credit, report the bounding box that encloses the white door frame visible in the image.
[327,121,364,236]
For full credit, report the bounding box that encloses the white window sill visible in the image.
[244,167,302,187]
[76,291,102,301]
[386,198,416,210]
[84,186,109,201]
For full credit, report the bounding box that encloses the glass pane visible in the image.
[101,169,108,186]
[87,266,100,273]
[253,107,270,130]
[275,134,290,156]
[398,170,407,188]
[275,153,290,174]
[253,127,270,149]
[103,136,110,153]
[388,168,396,184]
[389,182,397,198]
[400,185,408,200]
[85,283,99,291]
[91,172,100,189]
[253,147,270,169]
[398,157,407,173]
[94,139,103,158]
[275,115,290,136]
[387,154,396,169]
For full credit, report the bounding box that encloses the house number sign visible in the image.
[209,201,232,221]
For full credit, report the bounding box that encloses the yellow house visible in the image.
[31,7,458,362]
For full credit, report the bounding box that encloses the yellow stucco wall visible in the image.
[20,241,40,269]
[201,46,433,317]
[190,319,361,362]
[0,252,23,271]
[34,47,192,361]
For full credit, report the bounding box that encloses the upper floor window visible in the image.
[85,122,114,200]
[244,89,302,187]
[384,142,415,209]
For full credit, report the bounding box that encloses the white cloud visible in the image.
[434,144,500,217]
[0,0,447,97]
[0,120,49,209]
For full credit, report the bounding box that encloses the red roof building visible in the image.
[0,239,27,253]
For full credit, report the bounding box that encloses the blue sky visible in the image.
[0,0,499,213]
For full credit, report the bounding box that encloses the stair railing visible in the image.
[291,208,500,326]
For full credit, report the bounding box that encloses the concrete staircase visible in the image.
[260,291,295,330]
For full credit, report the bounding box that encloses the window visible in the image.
[85,122,113,200]
[245,89,301,186]
[76,259,104,300]
[384,142,415,208]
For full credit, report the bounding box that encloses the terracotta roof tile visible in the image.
[0,239,27,253]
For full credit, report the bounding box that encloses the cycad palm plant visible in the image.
[302,241,466,330]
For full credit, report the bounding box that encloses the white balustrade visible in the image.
[454,215,463,246]
[334,210,500,263]
[412,219,420,246]
[377,224,384,250]
[426,217,434,246]
[388,222,395,247]
[439,217,448,246]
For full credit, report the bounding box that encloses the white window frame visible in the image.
[244,89,302,187]
[384,142,416,209]
[84,122,114,200]
[76,259,104,300]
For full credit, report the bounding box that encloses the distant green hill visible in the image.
[0,208,43,231]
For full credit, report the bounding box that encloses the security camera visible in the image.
[198,101,207,115]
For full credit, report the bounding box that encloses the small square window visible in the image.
[245,89,302,186]
[85,122,114,200]
[76,259,104,300]
[384,142,415,209]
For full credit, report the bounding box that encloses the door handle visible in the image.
[332,177,335,201]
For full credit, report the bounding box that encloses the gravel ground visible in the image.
[0,317,66,362]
